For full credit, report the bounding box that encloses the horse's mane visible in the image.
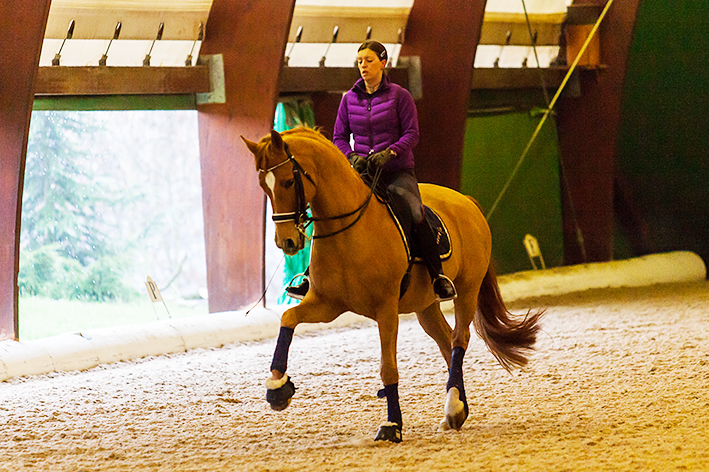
[282,127,342,155]
[252,126,345,171]
[280,126,326,141]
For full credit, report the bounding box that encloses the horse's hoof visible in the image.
[438,387,468,431]
[374,422,402,443]
[265,375,296,411]
[269,397,292,412]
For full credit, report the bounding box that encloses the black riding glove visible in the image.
[368,148,396,168]
[348,152,368,174]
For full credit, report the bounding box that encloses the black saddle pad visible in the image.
[386,203,452,264]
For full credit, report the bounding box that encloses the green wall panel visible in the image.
[461,112,563,275]
[617,0,709,266]
[33,95,197,111]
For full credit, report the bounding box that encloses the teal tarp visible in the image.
[273,100,315,304]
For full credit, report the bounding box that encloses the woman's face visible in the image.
[357,48,387,82]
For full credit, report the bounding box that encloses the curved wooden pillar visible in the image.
[556,0,642,264]
[310,92,343,140]
[0,1,52,340]
[197,0,295,313]
[399,0,487,189]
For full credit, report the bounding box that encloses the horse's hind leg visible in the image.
[415,302,453,369]
[439,288,479,431]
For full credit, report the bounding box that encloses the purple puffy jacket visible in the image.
[333,74,419,173]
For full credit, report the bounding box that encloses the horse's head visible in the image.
[242,130,315,256]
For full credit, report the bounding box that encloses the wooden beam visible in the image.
[287,6,565,46]
[480,13,564,46]
[280,66,408,94]
[46,0,210,40]
[400,0,487,189]
[288,5,409,44]
[31,64,591,98]
[35,66,210,96]
[472,66,585,90]
[0,0,52,341]
[556,0,642,264]
[197,0,295,313]
[280,65,588,94]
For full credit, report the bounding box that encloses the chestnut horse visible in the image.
[242,128,542,443]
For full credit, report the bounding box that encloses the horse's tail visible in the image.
[473,262,544,372]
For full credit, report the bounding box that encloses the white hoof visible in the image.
[445,387,465,416]
[438,387,467,431]
[438,418,453,432]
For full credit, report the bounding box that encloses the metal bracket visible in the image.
[196,54,226,105]
[397,55,422,100]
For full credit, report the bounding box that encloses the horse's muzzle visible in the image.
[281,237,301,256]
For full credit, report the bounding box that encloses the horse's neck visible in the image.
[308,152,382,237]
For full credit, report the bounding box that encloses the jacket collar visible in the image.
[353,73,391,97]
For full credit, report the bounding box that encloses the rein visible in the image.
[259,142,382,240]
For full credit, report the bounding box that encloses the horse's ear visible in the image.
[241,136,259,156]
[270,129,284,152]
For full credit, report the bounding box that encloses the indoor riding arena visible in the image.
[2,1,708,471]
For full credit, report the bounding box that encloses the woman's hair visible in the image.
[358,40,388,62]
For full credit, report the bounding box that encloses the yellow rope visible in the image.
[485,0,616,221]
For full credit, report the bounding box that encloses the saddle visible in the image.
[362,169,452,265]
[361,168,451,298]
[386,202,452,264]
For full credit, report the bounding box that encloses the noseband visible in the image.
[259,142,381,240]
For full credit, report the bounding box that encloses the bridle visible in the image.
[260,143,314,233]
[259,142,382,240]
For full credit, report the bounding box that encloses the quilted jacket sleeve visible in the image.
[333,94,353,157]
[388,87,419,157]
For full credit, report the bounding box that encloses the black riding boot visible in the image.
[285,267,310,300]
[412,219,457,301]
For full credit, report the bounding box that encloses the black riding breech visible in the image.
[380,169,425,224]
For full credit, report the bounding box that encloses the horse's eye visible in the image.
[282,179,295,189]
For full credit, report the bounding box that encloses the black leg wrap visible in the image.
[377,383,403,427]
[266,377,296,411]
[447,347,468,416]
[270,326,294,373]
[374,383,403,443]
[447,348,465,393]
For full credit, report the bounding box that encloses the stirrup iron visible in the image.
[434,274,457,302]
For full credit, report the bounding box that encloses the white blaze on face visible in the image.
[265,171,276,199]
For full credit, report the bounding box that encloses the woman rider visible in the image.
[286,40,456,302]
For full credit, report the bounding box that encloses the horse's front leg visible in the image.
[265,297,343,411]
[374,310,403,443]
[266,325,297,411]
